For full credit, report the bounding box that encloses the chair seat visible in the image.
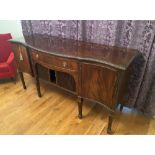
[0,63,9,73]
[0,33,16,79]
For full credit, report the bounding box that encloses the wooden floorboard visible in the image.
[0,74,154,135]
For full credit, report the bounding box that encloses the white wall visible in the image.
[0,20,23,38]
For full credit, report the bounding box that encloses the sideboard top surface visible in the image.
[10,34,139,70]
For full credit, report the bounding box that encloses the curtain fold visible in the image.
[21,20,155,116]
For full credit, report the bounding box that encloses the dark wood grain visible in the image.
[34,63,41,97]
[37,64,50,81]
[107,113,114,134]
[11,44,34,89]
[10,34,138,70]
[56,71,76,92]
[77,96,83,119]
[31,50,78,71]
[81,63,119,109]
[10,35,139,134]
[12,44,33,75]
[18,71,26,89]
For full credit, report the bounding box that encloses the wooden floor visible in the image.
[0,74,155,135]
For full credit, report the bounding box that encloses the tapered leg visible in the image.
[19,71,26,89]
[34,63,41,97]
[77,97,83,119]
[120,104,124,112]
[35,75,41,97]
[107,113,113,134]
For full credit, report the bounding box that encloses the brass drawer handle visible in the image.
[19,52,23,61]
[36,54,39,59]
[63,61,67,67]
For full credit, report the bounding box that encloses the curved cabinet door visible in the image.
[81,63,119,109]
[12,44,33,75]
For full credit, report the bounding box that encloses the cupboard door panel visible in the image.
[81,63,119,108]
[12,44,33,75]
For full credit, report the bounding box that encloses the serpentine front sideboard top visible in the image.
[9,34,139,134]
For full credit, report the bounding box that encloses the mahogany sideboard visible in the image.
[9,34,139,134]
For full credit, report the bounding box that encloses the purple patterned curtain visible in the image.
[21,20,155,116]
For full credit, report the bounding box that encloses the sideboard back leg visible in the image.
[120,104,124,112]
[19,71,26,89]
[11,77,16,84]
[77,97,83,119]
[34,63,41,97]
[107,113,114,134]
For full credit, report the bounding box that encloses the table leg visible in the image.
[107,113,114,134]
[34,63,41,97]
[77,97,83,119]
[120,104,124,112]
[19,71,26,89]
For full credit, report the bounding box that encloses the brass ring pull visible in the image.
[36,54,39,59]
[19,52,23,61]
[63,61,67,67]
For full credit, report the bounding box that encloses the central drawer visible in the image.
[31,50,78,71]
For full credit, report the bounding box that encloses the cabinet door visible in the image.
[12,44,33,75]
[81,63,119,109]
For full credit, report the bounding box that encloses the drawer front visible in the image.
[12,44,32,75]
[81,63,119,109]
[32,50,78,71]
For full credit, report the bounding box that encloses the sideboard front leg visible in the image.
[34,63,41,97]
[77,97,83,119]
[107,112,114,134]
[19,71,26,89]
